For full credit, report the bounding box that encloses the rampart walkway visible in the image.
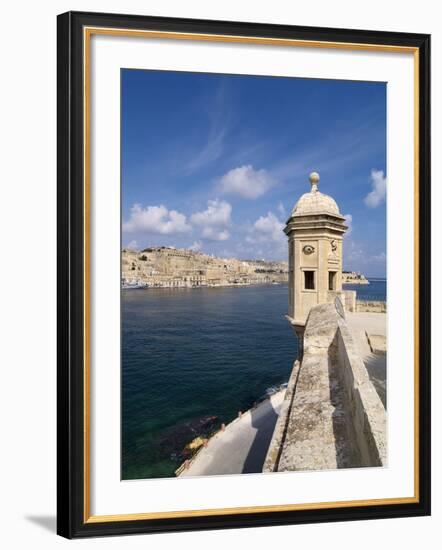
[180,391,285,477]
[264,302,386,473]
[346,312,386,407]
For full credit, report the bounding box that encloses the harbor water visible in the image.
[122,279,386,479]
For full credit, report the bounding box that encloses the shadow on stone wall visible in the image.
[363,354,387,408]
[242,401,279,474]
[328,343,363,469]
[328,327,385,469]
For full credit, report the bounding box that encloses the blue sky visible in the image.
[122,69,386,277]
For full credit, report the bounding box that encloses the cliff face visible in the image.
[122,247,288,288]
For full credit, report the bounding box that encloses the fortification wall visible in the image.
[122,248,289,287]
[331,323,386,467]
[262,361,300,472]
[357,300,387,313]
[263,300,386,473]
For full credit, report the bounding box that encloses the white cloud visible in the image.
[191,199,232,227]
[189,240,203,252]
[343,213,353,237]
[123,204,191,234]
[247,212,285,245]
[125,240,138,251]
[191,199,232,241]
[277,202,286,217]
[218,165,276,199]
[364,169,386,208]
[243,212,286,260]
[201,228,230,241]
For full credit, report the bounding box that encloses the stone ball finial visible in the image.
[309,171,320,192]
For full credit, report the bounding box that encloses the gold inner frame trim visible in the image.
[83,26,420,524]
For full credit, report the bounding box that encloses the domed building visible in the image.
[291,172,341,217]
[284,172,349,327]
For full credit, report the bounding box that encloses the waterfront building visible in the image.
[121,246,288,288]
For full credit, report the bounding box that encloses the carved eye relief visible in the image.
[303,245,315,255]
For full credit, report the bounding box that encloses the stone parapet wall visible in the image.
[326,290,357,313]
[263,361,301,473]
[265,300,386,472]
[343,290,357,312]
[357,300,387,313]
[331,322,386,466]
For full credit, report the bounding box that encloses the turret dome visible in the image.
[292,172,341,217]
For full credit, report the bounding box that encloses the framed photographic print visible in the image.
[57,11,431,538]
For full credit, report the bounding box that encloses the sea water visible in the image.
[122,279,386,479]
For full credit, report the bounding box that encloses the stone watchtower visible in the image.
[284,172,348,328]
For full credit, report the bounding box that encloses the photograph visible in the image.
[54,9,431,539]
[120,69,387,481]
[0,1,435,546]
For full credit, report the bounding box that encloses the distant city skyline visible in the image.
[122,69,386,277]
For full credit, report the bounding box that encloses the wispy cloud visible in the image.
[187,83,231,173]
[187,126,227,172]
[271,111,386,188]
[364,169,386,208]
[227,138,271,166]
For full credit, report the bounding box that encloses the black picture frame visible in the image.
[57,10,431,539]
